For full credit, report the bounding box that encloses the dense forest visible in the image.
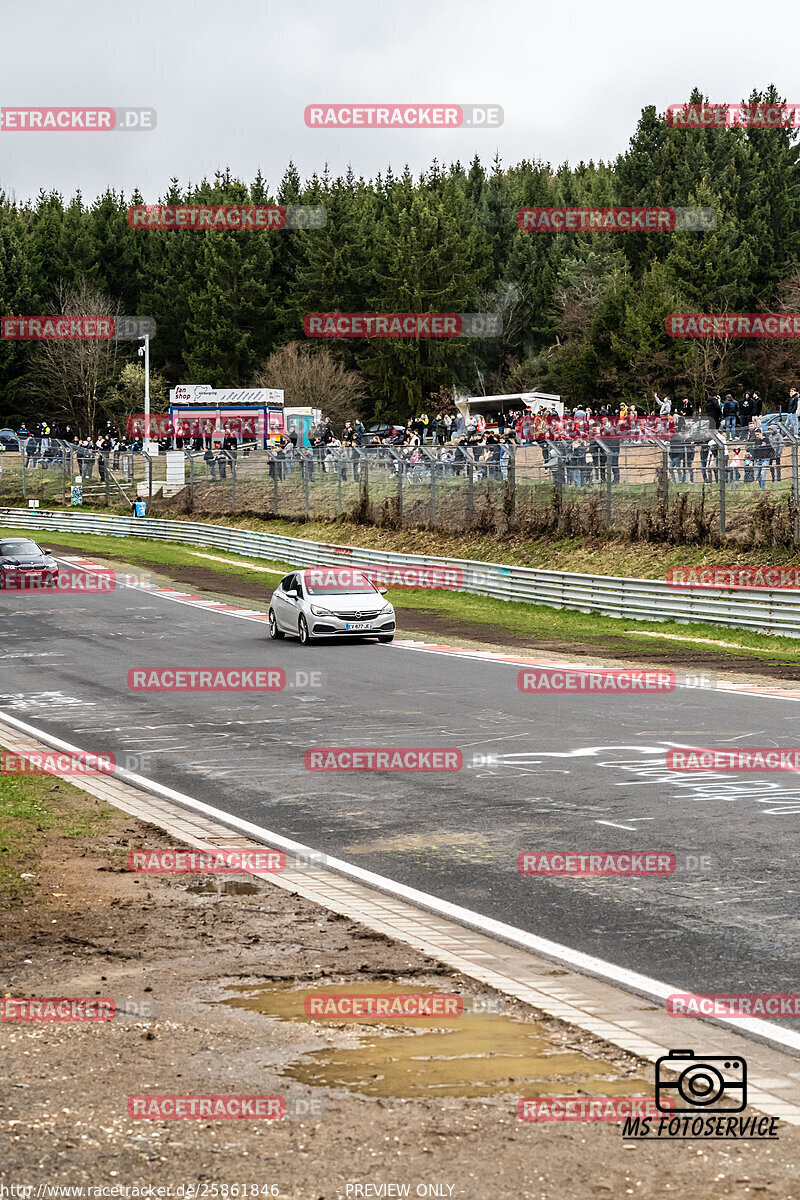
[2,86,800,428]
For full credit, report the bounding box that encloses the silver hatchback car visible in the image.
[268,567,395,645]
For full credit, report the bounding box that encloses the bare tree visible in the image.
[105,362,169,435]
[683,328,737,402]
[252,341,367,428]
[28,281,121,435]
[748,273,800,399]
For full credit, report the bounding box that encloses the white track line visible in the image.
[1,705,799,1058]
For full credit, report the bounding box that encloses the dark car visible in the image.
[0,538,59,589]
[362,423,407,446]
[0,428,19,451]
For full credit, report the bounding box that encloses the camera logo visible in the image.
[655,1049,747,1113]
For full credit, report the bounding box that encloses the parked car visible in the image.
[0,428,19,451]
[362,423,407,446]
[268,567,395,645]
[0,538,59,589]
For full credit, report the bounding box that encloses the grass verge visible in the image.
[0,767,114,904]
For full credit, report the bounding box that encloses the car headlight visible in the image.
[309,603,335,617]
[380,601,394,613]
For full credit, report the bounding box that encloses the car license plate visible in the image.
[345,622,373,631]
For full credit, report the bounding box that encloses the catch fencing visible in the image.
[3,431,799,546]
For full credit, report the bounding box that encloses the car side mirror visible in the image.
[378,587,388,595]
[286,588,299,598]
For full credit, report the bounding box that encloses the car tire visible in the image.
[378,634,394,643]
[269,609,284,639]
[298,615,312,645]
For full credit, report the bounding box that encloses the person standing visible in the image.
[751,431,771,489]
[722,394,738,439]
[768,422,784,483]
[786,386,800,436]
[705,394,722,430]
[222,432,238,482]
[669,422,686,483]
[83,439,96,479]
[682,428,696,484]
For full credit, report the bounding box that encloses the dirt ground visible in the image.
[41,542,800,682]
[2,799,799,1199]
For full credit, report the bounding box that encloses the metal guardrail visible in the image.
[2,506,799,637]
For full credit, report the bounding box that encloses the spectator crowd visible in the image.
[3,385,800,492]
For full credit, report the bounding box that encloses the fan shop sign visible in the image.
[169,385,284,406]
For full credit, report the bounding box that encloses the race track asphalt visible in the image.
[2,565,799,1018]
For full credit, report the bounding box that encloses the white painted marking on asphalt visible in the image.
[1,706,799,1057]
[190,552,284,574]
[595,821,638,831]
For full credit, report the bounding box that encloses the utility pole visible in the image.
[138,334,152,453]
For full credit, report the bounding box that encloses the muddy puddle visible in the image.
[222,981,651,1100]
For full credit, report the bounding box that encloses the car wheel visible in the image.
[298,615,312,645]
[378,634,394,643]
[269,609,284,639]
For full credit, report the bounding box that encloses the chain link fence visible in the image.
[2,428,798,548]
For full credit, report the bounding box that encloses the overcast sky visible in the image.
[0,0,797,204]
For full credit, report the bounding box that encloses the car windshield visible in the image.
[304,568,378,596]
[0,540,42,556]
